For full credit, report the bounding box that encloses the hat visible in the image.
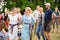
[45,3,51,6]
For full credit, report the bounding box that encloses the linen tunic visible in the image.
[8,14,19,40]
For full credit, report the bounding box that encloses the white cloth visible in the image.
[30,14,36,24]
[18,25,22,32]
[8,14,19,40]
[8,14,19,24]
[8,25,18,40]
[33,10,40,21]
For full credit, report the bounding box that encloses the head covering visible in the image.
[45,3,51,6]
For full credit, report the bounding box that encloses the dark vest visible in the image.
[54,11,59,16]
[38,14,42,23]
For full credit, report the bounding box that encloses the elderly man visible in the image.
[44,3,53,40]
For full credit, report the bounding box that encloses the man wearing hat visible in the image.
[44,3,53,40]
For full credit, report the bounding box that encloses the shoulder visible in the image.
[46,9,53,14]
[33,10,39,13]
[49,9,53,12]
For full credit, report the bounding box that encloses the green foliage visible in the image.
[1,0,60,13]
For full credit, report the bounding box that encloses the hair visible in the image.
[17,7,21,13]
[36,6,40,8]
[11,7,17,11]
[0,21,5,31]
[17,8,21,10]
[40,7,43,12]
[55,7,58,10]
[25,7,32,14]
[4,27,8,32]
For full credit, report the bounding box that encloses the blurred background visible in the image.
[0,0,60,40]
[0,0,60,13]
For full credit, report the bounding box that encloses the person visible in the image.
[17,7,22,40]
[8,7,20,40]
[28,7,35,40]
[0,21,9,40]
[21,7,35,40]
[33,6,40,35]
[1,8,9,28]
[17,7,22,18]
[52,7,60,33]
[36,7,45,40]
[44,3,53,40]
[3,27,9,40]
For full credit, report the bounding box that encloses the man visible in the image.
[33,6,40,35]
[44,3,53,40]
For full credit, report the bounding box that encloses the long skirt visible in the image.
[21,24,30,40]
[8,25,18,40]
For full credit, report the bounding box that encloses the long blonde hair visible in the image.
[25,7,32,14]
[40,7,44,12]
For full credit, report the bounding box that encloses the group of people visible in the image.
[0,3,60,40]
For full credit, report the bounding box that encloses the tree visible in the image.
[1,0,60,13]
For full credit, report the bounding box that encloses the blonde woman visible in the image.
[21,7,35,40]
[36,7,45,40]
[52,7,60,33]
[8,7,20,40]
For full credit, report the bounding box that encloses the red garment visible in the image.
[0,15,2,20]
[4,20,9,28]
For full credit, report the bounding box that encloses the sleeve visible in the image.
[17,13,22,24]
[32,11,35,16]
[52,12,56,16]
[42,13,45,27]
[52,12,57,19]
[42,13,45,23]
[31,15,35,25]
[51,10,53,14]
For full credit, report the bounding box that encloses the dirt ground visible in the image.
[32,25,60,40]
[18,25,60,40]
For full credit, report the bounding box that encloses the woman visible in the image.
[8,7,20,40]
[0,21,6,40]
[21,7,35,40]
[3,8,9,28]
[36,7,45,40]
[52,7,60,33]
